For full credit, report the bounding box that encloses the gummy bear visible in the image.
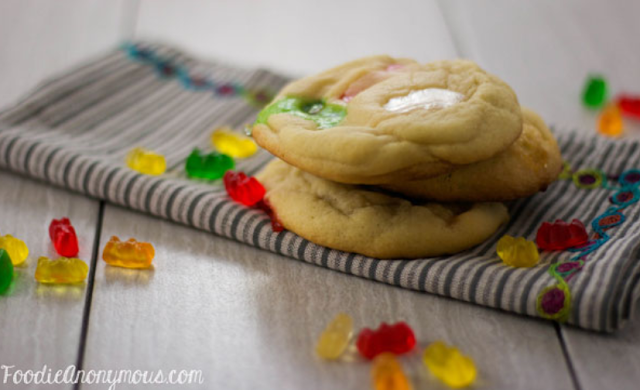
[0,249,13,294]
[423,341,476,388]
[256,199,284,232]
[49,218,79,257]
[536,219,589,251]
[316,313,354,360]
[185,148,234,180]
[598,104,624,138]
[617,95,640,120]
[356,322,416,360]
[223,171,266,207]
[496,235,539,268]
[102,236,155,269]
[582,75,607,109]
[126,147,166,175]
[211,127,258,158]
[371,353,411,390]
[255,97,347,130]
[35,256,88,284]
[0,234,29,265]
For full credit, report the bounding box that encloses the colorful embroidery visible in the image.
[121,43,275,107]
[537,164,640,321]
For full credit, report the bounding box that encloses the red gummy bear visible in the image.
[49,217,79,257]
[536,219,589,251]
[617,95,640,120]
[223,171,266,207]
[356,322,416,360]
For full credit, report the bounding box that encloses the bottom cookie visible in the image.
[256,159,509,259]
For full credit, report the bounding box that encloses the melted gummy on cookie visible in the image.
[256,97,347,130]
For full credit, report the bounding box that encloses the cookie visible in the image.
[252,57,522,184]
[382,108,563,202]
[256,159,509,259]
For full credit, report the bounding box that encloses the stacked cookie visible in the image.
[251,57,562,259]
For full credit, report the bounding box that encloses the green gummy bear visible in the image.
[255,97,346,130]
[185,148,235,180]
[582,75,608,109]
[0,249,13,294]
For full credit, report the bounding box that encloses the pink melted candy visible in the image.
[340,64,405,102]
[386,64,405,72]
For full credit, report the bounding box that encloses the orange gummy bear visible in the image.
[102,236,155,269]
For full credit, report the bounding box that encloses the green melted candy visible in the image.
[255,97,346,130]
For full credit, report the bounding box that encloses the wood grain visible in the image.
[80,204,574,390]
[0,2,126,387]
[2,1,639,389]
[0,0,131,110]
[0,171,100,390]
[561,305,640,390]
[438,0,640,139]
[134,0,457,77]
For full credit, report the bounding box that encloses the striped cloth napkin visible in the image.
[1,42,639,332]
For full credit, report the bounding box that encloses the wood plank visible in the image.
[80,204,575,389]
[0,171,100,390]
[561,306,640,390]
[0,0,131,110]
[438,0,640,139]
[0,3,132,385]
[134,0,458,77]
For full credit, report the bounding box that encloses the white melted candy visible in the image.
[383,88,465,113]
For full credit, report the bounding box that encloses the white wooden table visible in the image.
[1,1,639,389]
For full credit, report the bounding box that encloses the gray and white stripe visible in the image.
[1,42,639,332]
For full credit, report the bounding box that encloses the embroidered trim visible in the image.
[121,42,275,107]
[537,164,640,321]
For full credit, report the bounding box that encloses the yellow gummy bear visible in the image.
[371,353,412,390]
[315,313,353,360]
[496,235,539,268]
[211,127,258,158]
[0,234,29,265]
[423,341,476,388]
[35,257,88,284]
[126,147,166,175]
[102,236,155,269]
[598,104,624,138]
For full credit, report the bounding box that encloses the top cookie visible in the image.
[252,56,522,184]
